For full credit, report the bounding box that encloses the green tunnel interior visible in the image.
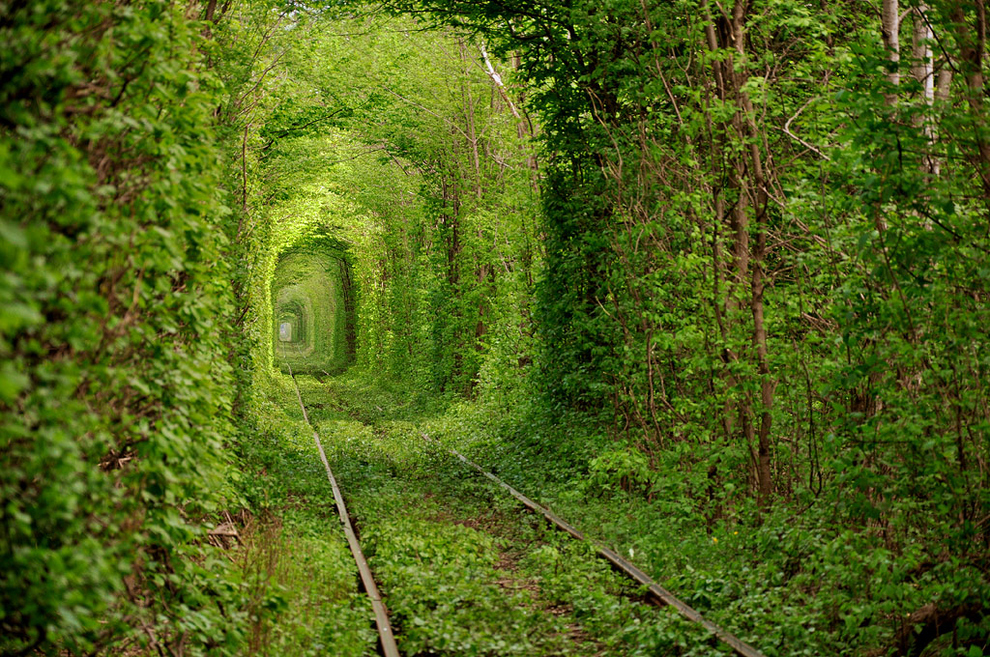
[271,239,356,376]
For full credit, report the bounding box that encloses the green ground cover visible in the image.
[424,399,990,657]
[238,372,745,656]
[240,370,987,657]
[234,379,376,656]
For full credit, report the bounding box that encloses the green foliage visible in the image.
[271,240,356,375]
[298,372,733,656]
[233,380,377,656]
[582,445,657,498]
[367,0,990,649]
[0,0,251,654]
[225,5,541,411]
[301,384,580,655]
[10,0,990,653]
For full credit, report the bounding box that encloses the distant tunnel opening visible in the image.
[271,239,356,375]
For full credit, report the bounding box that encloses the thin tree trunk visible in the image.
[952,1,990,199]
[882,0,900,105]
[913,4,937,174]
[237,123,250,238]
[459,39,483,200]
[702,0,776,506]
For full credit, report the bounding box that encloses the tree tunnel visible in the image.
[271,238,356,375]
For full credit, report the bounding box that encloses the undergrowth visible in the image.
[428,389,990,657]
[292,372,740,655]
[233,378,376,656]
[233,368,990,656]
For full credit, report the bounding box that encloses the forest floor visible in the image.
[231,371,925,657]
[235,372,729,656]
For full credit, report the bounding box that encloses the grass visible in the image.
[232,376,377,656]
[295,373,725,656]
[229,365,990,657]
[239,369,988,656]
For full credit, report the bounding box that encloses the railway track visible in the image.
[286,368,766,657]
[419,433,766,657]
[283,363,399,657]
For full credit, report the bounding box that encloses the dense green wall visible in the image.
[0,1,248,654]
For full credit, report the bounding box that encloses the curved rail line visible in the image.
[283,362,399,657]
[420,433,767,657]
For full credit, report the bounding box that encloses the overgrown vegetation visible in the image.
[4,0,990,654]
[1,2,246,654]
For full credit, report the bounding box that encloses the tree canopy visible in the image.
[3,0,990,654]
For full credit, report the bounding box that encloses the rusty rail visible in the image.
[421,433,766,657]
[285,364,399,657]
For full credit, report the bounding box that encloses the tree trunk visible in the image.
[951,1,990,199]
[703,0,776,506]
[882,0,900,105]
[912,5,937,174]
[459,39,483,201]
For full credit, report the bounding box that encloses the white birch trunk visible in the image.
[912,4,937,174]
[882,0,900,105]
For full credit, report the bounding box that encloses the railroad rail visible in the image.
[292,365,765,656]
[283,362,399,657]
[420,433,767,657]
